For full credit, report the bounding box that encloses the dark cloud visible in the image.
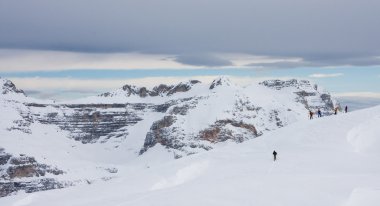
[246,61,312,69]
[310,56,380,67]
[247,56,380,69]
[1,0,380,67]
[174,54,233,67]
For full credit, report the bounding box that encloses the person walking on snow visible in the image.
[345,106,348,113]
[309,110,314,119]
[273,150,277,161]
[334,107,338,115]
[317,109,322,118]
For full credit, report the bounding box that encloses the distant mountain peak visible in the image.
[167,80,201,96]
[99,79,202,98]
[0,77,26,96]
[209,76,233,89]
[259,79,315,90]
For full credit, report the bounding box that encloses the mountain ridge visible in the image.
[0,76,341,196]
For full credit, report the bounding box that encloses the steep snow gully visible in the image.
[1,77,379,206]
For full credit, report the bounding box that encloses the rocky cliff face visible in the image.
[0,148,64,197]
[30,103,147,143]
[260,79,340,115]
[138,78,340,157]
[3,77,340,154]
[100,80,201,98]
[2,77,341,153]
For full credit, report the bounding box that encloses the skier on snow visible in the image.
[273,150,277,161]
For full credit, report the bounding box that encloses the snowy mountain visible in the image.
[99,80,202,98]
[0,78,25,96]
[1,82,379,205]
[0,76,342,198]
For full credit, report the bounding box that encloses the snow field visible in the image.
[1,105,379,206]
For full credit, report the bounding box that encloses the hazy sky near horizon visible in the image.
[0,0,380,100]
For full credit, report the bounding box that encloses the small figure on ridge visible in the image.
[334,107,339,115]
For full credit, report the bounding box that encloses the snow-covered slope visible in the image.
[1,103,379,206]
[1,77,342,197]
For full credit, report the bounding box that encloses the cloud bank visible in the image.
[309,73,344,78]
[1,0,380,68]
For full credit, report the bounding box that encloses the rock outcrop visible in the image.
[140,116,177,154]
[33,103,145,143]
[209,76,232,89]
[198,119,258,143]
[0,149,64,197]
[260,79,340,115]
[99,80,201,98]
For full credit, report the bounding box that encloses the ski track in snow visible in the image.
[150,160,209,190]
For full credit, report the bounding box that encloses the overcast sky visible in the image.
[2,0,380,65]
[0,0,379,100]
